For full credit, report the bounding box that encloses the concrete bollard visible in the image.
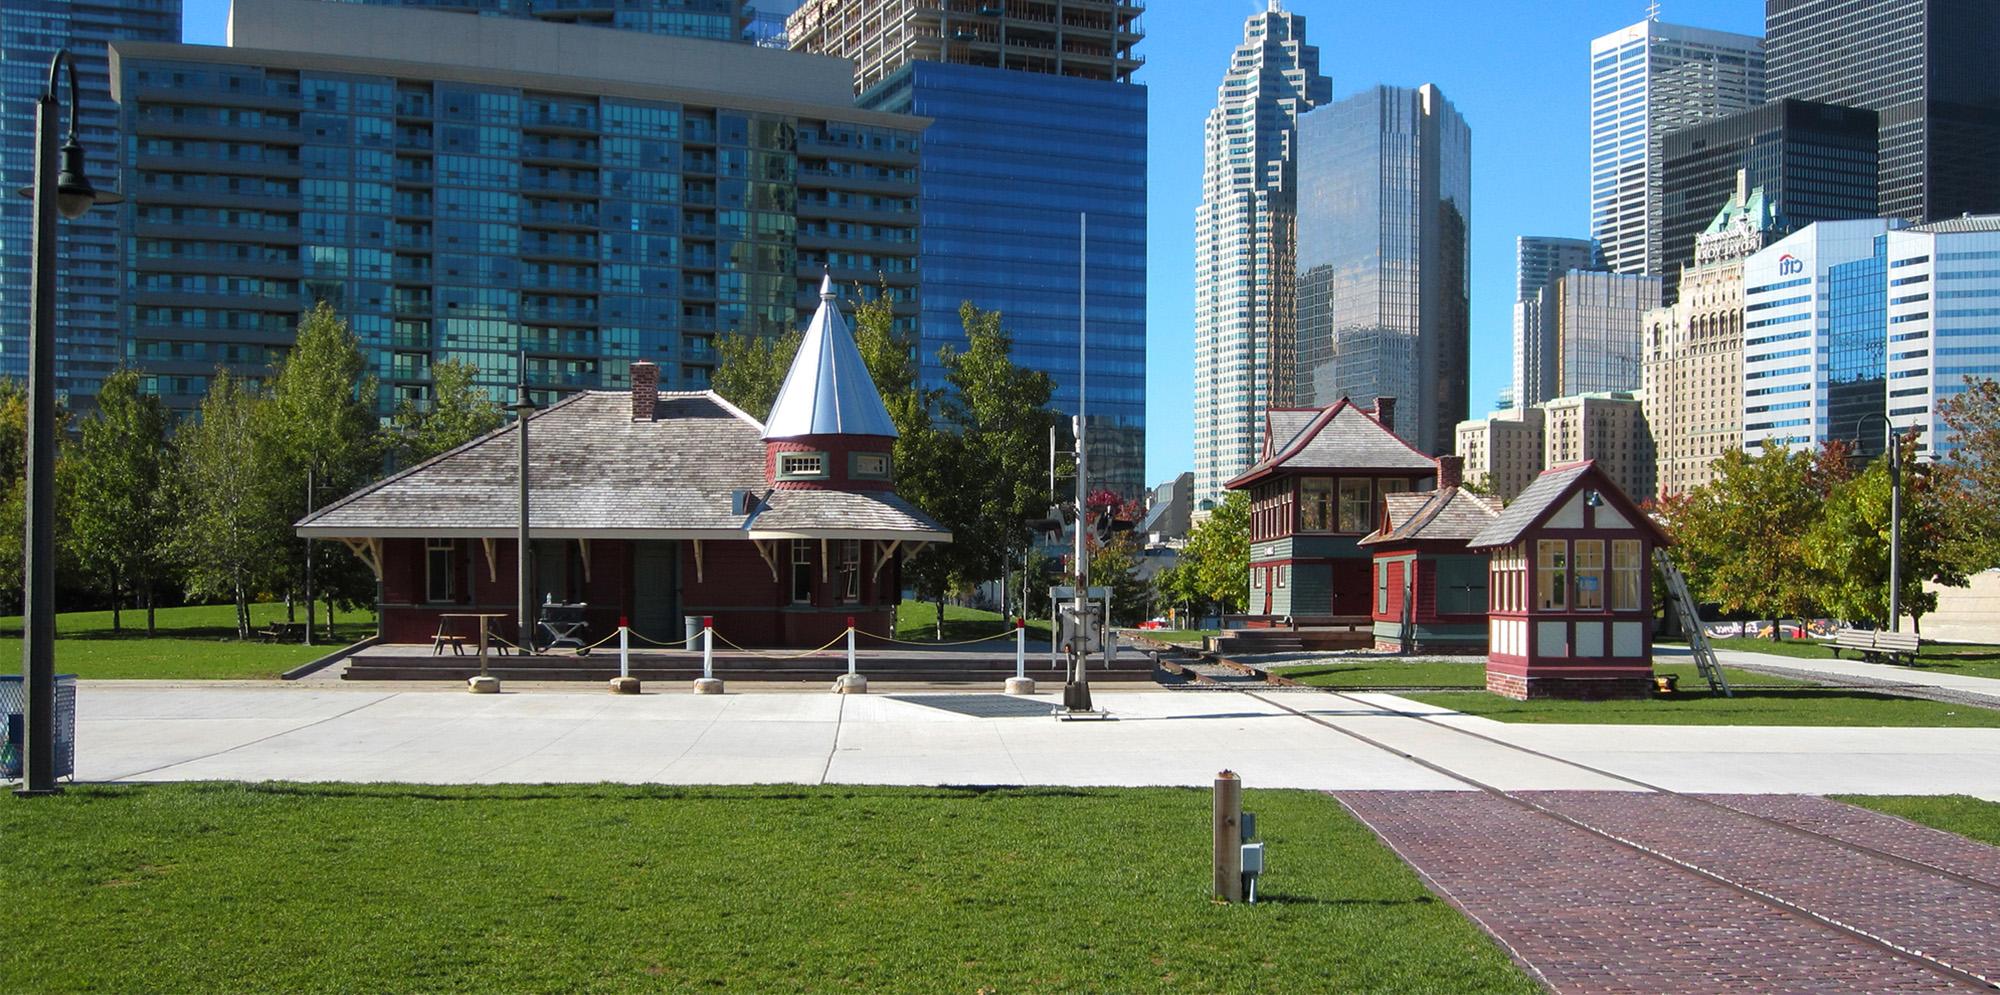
[833,618,865,693]
[1005,618,1035,694]
[694,616,723,694]
[467,675,500,694]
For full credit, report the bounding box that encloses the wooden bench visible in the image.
[1821,628,1920,665]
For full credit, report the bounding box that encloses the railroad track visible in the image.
[1144,644,2000,990]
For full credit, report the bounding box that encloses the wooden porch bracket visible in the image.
[750,538,779,583]
[693,539,707,583]
[872,539,902,577]
[480,537,499,583]
[576,538,592,582]
[339,537,383,581]
[820,538,830,582]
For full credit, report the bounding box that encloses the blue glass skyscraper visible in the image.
[860,62,1145,498]
[788,0,1147,499]
[1,0,180,397]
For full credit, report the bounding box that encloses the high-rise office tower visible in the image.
[1511,236,1604,411]
[1643,176,1783,497]
[1191,1,1330,506]
[1589,18,1765,277]
[344,0,750,40]
[111,0,920,413]
[1294,84,1470,456]
[1767,0,2000,224]
[1551,270,1661,397]
[1740,218,1902,453]
[789,0,1147,498]
[1,0,180,397]
[1659,99,1876,302]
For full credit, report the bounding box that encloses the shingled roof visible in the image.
[296,390,949,541]
[1467,461,1665,550]
[1358,488,1503,547]
[1227,398,1436,490]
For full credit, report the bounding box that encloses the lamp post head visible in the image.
[54,137,117,219]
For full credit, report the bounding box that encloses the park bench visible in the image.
[257,622,308,644]
[1821,627,1921,665]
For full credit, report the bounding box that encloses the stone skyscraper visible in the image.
[1590,17,1765,277]
[1294,83,1470,457]
[1192,1,1330,507]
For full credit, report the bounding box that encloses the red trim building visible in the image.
[297,279,950,649]
[1224,397,1438,629]
[1357,455,1501,654]
[1467,460,1668,699]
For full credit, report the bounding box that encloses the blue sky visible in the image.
[180,0,1767,485]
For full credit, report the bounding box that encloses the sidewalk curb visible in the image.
[281,636,379,681]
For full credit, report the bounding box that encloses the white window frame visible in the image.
[777,451,829,481]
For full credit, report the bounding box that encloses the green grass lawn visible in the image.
[0,783,1536,995]
[1272,659,1794,691]
[1404,680,2000,728]
[0,602,376,680]
[1672,636,2000,681]
[1834,795,2000,848]
[891,601,1054,643]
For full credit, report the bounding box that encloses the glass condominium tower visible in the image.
[1294,84,1470,457]
[335,0,749,40]
[1590,17,1765,277]
[1192,1,1331,507]
[789,0,1148,499]
[110,0,921,413]
[1,0,180,397]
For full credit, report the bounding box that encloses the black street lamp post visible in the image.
[15,50,121,797]
[1855,413,1901,632]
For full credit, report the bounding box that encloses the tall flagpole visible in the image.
[1065,212,1094,713]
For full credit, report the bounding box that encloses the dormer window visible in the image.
[852,452,891,480]
[777,452,828,480]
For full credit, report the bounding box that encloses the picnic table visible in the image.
[435,613,514,680]
[258,622,309,644]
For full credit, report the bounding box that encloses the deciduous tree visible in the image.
[1938,376,2000,569]
[712,329,802,422]
[1179,491,1250,615]
[168,369,279,639]
[64,369,173,633]
[392,358,502,466]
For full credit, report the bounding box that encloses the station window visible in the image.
[777,452,828,480]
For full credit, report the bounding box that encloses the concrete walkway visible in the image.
[66,682,2000,798]
[1701,644,2000,705]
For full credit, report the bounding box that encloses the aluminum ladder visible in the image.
[1654,549,1730,696]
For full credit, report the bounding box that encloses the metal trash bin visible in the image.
[0,674,76,780]
[685,615,702,646]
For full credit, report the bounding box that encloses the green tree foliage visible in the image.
[1660,440,1850,637]
[168,369,280,639]
[63,369,173,633]
[712,329,802,423]
[1092,534,1153,625]
[392,358,502,466]
[0,380,79,610]
[1178,491,1250,615]
[264,303,383,616]
[920,302,1060,615]
[1938,376,2000,569]
[1804,433,1970,631]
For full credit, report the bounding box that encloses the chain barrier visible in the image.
[708,628,852,660]
[625,628,700,649]
[850,628,1024,647]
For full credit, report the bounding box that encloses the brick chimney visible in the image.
[1372,395,1397,432]
[631,361,659,421]
[1437,454,1463,491]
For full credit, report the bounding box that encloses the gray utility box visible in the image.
[0,674,76,780]
[1058,604,1104,653]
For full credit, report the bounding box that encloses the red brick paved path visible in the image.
[1336,791,1999,993]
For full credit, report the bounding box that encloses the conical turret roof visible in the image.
[762,276,898,440]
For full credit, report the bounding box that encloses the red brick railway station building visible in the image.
[297,278,950,651]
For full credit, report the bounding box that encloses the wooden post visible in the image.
[1214,769,1242,902]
